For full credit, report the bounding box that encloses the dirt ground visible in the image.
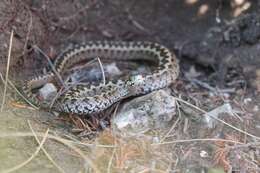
[0,0,259,173]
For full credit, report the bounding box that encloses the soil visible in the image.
[0,0,259,173]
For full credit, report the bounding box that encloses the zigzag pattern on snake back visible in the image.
[22,41,179,115]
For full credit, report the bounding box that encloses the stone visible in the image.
[112,89,176,134]
[38,83,58,102]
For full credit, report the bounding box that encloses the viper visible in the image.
[23,41,179,114]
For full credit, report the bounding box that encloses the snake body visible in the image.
[23,41,179,115]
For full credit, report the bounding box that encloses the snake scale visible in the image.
[23,41,179,115]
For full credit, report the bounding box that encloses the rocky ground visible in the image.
[0,0,259,173]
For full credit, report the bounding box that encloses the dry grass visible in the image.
[0,130,103,172]
[27,121,66,173]
[1,30,13,112]
[1,128,49,173]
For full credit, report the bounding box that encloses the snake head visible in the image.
[127,75,145,95]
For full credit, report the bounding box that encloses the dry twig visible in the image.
[1,30,13,112]
[174,97,260,140]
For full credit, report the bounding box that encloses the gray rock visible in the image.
[38,83,57,102]
[112,89,176,134]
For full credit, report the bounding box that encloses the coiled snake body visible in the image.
[23,41,179,115]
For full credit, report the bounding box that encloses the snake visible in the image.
[23,41,179,115]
